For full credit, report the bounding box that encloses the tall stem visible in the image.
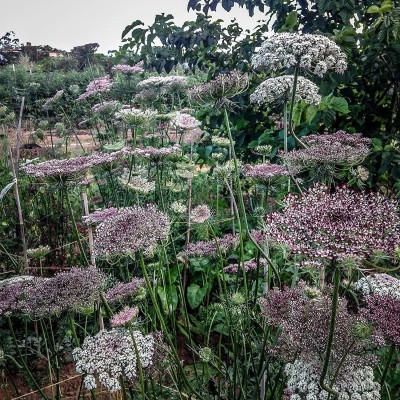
[319,266,340,398]
[380,342,397,386]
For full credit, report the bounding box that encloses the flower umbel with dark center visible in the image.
[93,205,170,257]
[188,70,248,109]
[266,184,400,260]
[190,205,211,224]
[252,32,347,77]
[242,163,294,181]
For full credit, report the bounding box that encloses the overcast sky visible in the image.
[1,0,265,54]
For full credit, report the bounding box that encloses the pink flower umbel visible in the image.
[111,306,139,327]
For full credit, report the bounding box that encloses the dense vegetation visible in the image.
[0,1,399,399]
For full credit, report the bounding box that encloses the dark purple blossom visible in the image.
[266,184,400,260]
[180,234,239,258]
[105,278,146,304]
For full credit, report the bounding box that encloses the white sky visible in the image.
[1,0,265,54]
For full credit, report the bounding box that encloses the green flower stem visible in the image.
[223,107,280,287]
[380,342,397,386]
[7,316,49,400]
[99,291,113,320]
[128,326,145,400]
[138,252,206,400]
[64,189,89,266]
[319,266,340,398]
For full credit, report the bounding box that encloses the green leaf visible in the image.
[257,130,272,144]
[367,5,381,14]
[157,285,178,312]
[122,20,144,39]
[285,12,298,28]
[306,104,319,123]
[329,97,349,114]
[291,102,304,126]
[187,283,208,309]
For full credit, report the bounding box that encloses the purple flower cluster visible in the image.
[223,258,267,274]
[43,90,64,110]
[93,205,170,257]
[83,208,120,225]
[128,144,181,161]
[171,111,201,130]
[77,76,112,101]
[259,285,382,373]
[104,278,146,304]
[242,163,292,181]
[281,131,371,167]
[188,70,248,106]
[0,267,104,317]
[180,234,239,258]
[266,184,400,260]
[92,100,121,115]
[364,295,400,345]
[112,62,144,74]
[111,306,139,327]
[20,150,127,179]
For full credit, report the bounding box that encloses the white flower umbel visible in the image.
[252,33,347,77]
[355,274,400,300]
[250,75,321,106]
[73,328,156,392]
[285,359,381,399]
[116,108,157,127]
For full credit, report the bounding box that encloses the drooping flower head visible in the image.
[188,70,249,108]
[282,131,371,169]
[252,33,347,76]
[77,76,112,101]
[137,76,187,92]
[92,100,121,115]
[266,184,400,260]
[93,205,170,257]
[72,328,162,392]
[43,90,64,110]
[116,108,157,127]
[112,61,144,74]
[250,75,321,106]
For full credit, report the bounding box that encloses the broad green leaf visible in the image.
[157,285,178,312]
[329,97,349,114]
[367,5,381,14]
[122,20,144,39]
[187,283,208,309]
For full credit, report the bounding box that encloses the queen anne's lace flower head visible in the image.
[77,76,112,101]
[93,205,170,257]
[116,108,157,127]
[104,278,146,304]
[137,76,187,92]
[72,328,161,392]
[92,100,121,115]
[282,131,371,168]
[355,274,400,300]
[180,234,239,258]
[266,184,400,260]
[252,33,347,77]
[190,205,211,224]
[250,75,321,106]
[112,62,144,74]
[171,111,201,130]
[43,90,64,110]
[243,163,294,181]
[188,70,248,108]
[111,306,139,327]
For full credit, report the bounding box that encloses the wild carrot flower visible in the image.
[190,205,211,224]
[27,245,51,259]
[93,205,170,257]
[19,267,105,317]
[355,274,400,299]
[252,33,347,76]
[83,208,120,225]
[105,278,146,304]
[92,100,121,115]
[281,131,371,169]
[242,163,293,181]
[77,76,112,101]
[130,144,181,161]
[72,328,161,392]
[223,258,267,274]
[266,184,400,260]
[42,90,64,110]
[116,108,157,127]
[211,136,231,148]
[137,76,187,92]
[180,234,240,258]
[112,62,144,74]
[250,75,321,106]
[111,306,139,327]
[188,70,248,108]
[171,111,201,130]
[170,201,187,215]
